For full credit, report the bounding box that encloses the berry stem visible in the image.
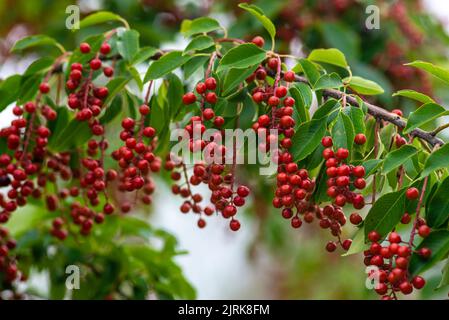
[271,55,282,127]
[408,175,429,248]
[371,119,380,203]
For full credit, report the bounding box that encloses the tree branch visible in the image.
[290,73,445,147]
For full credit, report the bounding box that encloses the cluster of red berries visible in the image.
[322,136,366,209]
[0,72,57,225]
[389,2,423,47]
[0,227,20,286]
[365,228,430,299]
[171,74,248,230]
[165,149,249,231]
[111,114,161,210]
[182,77,225,127]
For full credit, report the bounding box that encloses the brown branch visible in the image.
[288,73,445,147]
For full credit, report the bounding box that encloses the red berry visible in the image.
[139,104,150,115]
[291,216,302,228]
[196,82,207,94]
[321,136,333,148]
[342,239,352,250]
[395,135,407,148]
[350,213,362,225]
[251,36,265,47]
[237,186,250,197]
[412,276,426,289]
[406,187,419,200]
[103,67,114,77]
[205,92,217,104]
[418,225,431,238]
[401,213,411,224]
[268,96,280,106]
[203,108,214,120]
[368,231,380,243]
[418,247,432,259]
[39,82,50,94]
[267,58,279,70]
[197,219,206,229]
[388,232,401,243]
[275,86,287,98]
[213,116,225,127]
[90,58,102,70]
[79,42,91,53]
[336,148,349,160]
[399,281,413,295]
[252,91,264,103]
[352,166,365,178]
[284,71,295,82]
[230,219,240,231]
[182,92,196,105]
[326,241,337,252]
[205,77,217,90]
[354,133,366,145]
[100,42,111,55]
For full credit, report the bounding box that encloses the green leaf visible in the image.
[222,65,258,96]
[11,35,64,53]
[117,29,140,62]
[48,118,91,151]
[18,75,41,104]
[0,75,21,111]
[293,82,313,108]
[149,96,165,134]
[79,11,128,29]
[393,89,435,104]
[406,60,449,85]
[144,51,192,82]
[438,259,449,289]
[409,230,449,276]
[130,46,158,65]
[422,143,449,177]
[184,35,215,53]
[24,57,54,76]
[238,3,276,48]
[312,99,339,120]
[290,117,328,161]
[103,77,130,106]
[364,189,407,240]
[404,103,449,134]
[344,76,384,95]
[314,73,343,90]
[426,176,449,228]
[183,56,208,79]
[343,226,368,256]
[361,159,383,177]
[308,48,348,69]
[100,95,122,124]
[217,43,266,72]
[383,145,419,174]
[289,86,310,124]
[332,111,355,154]
[342,106,365,134]
[128,66,143,90]
[165,73,183,119]
[296,59,320,85]
[181,17,221,38]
